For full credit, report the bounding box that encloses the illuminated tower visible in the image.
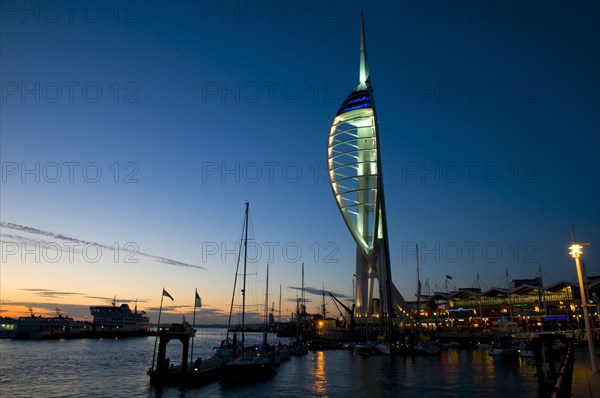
[327,16,409,318]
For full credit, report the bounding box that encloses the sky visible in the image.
[1,1,599,324]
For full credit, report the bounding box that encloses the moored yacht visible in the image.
[220,202,278,384]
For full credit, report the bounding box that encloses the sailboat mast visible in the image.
[300,262,305,337]
[225,208,246,345]
[322,283,326,319]
[279,284,282,323]
[301,262,305,314]
[241,201,250,355]
[416,243,421,330]
[265,263,269,327]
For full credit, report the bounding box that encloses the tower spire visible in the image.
[359,14,370,89]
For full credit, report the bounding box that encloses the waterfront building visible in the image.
[424,277,600,333]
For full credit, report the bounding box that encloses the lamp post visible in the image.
[569,229,598,373]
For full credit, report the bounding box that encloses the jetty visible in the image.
[148,322,225,386]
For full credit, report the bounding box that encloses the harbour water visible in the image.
[0,328,540,397]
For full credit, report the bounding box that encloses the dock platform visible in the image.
[571,347,600,398]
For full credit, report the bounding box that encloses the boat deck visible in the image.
[150,356,226,386]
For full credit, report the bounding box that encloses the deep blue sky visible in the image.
[1,1,598,321]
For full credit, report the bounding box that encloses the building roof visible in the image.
[586,278,600,293]
[481,287,512,297]
[544,280,577,292]
[449,289,482,299]
[511,284,543,295]
[430,292,451,301]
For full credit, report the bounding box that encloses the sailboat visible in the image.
[413,244,440,355]
[221,202,277,384]
[289,263,310,354]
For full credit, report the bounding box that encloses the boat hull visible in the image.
[220,358,277,384]
[149,357,225,386]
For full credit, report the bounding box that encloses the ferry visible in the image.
[89,300,150,333]
[1,309,90,340]
[1,301,151,339]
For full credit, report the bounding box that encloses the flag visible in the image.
[195,291,202,308]
[162,288,174,301]
[446,274,453,280]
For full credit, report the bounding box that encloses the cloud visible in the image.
[15,289,151,307]
[0,233,42,244]
[285,297,312,303]
[84,295,116,301]
[147,304,193,312]
[1,301,95,319]
[3,299,234,326]
[84,295,149,303]
[1,221,206,270]
[20,288,83,298]
[287,285,350,301]
[145,305,227,316]
[195,307,227,317]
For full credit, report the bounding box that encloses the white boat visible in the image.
[90,300,149,333]
[519,349,536,358]
[415,341,441,355]
[487,335,520,358]
[288,340,308,355]
[488,343,519,358]
[9,310,90,339]
[476,342,495,350]
[354,342,379,356]
[374,342,391,355]
[488,346,517,357]
[442,341,461,348]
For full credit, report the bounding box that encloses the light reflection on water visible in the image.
[312,351,327,395]
[0,330,539,398]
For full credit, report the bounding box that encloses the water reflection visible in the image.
[446,349,459,365]
[311,351,327,395]
[482,349,497,377]
[1,334,539,398]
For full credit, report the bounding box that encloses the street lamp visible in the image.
[569,228,597,373]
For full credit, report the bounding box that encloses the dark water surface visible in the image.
[0,329,539,397]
